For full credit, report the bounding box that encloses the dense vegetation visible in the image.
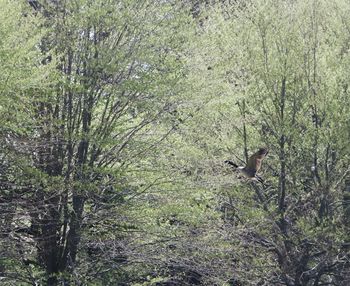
[0,0,349,285]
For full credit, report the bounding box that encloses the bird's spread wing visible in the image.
[245,148,268,174]
[245,156,258,175]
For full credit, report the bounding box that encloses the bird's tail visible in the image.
[224,160,239,168]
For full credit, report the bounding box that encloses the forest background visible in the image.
[0,0,349,285]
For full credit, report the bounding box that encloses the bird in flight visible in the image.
[225,148,269,183]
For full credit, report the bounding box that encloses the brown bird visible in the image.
[225,148,269,182]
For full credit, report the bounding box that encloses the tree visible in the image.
[153,0,350,284]
[1,0,193,285]
[0,0,55,282]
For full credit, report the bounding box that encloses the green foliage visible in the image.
[0,0,54,134]
[1,0,350,285]
[167,0,350,284]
